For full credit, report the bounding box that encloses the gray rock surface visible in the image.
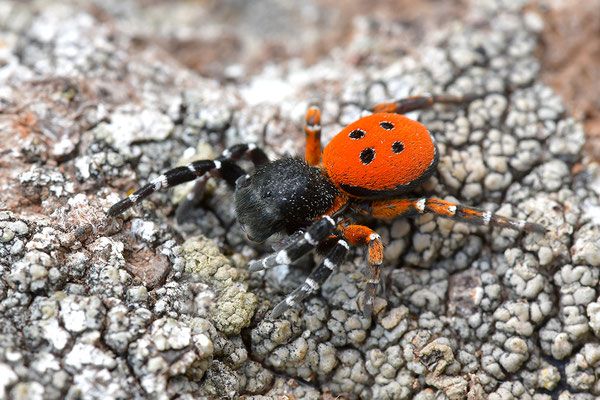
[1,0,598,399]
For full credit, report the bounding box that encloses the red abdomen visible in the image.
[322,113,438,198]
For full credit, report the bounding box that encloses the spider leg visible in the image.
[107,143,268,217]
[339,223,384,319]
[365,197,546,233]
[371,93,479,114]
[305,105,322,166]
[221,143,269,167]
[270,237,349,318]
[247,215,337,272]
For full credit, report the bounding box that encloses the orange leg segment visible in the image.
[367,198,546,233]
[371,93,478,114]
[338,223,384,319]
[305,105,322,166]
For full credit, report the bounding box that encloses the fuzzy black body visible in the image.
[234,157,339,242]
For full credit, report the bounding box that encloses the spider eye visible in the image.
[263,190,273,199]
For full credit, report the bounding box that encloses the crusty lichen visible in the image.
[3,0,600,399]
[182,235,257,335]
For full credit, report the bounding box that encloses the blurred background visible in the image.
[3,0,596,155]
[61,0,599,159]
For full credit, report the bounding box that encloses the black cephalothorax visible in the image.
[235,158,339,242]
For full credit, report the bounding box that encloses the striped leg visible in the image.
[366,198,546,233]
[247,215,337,272]
[371,93,478,114]
[270,237,350,318]
[107,143,268,217]
[221,143,269,167]
[305,105,322,166]
[339,224,384,319]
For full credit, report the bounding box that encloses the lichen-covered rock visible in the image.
[2,0,599,399]
[183,235,257,335]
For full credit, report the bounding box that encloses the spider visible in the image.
[107,94,546,319]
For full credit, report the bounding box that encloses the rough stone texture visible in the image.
[1,0,599,399]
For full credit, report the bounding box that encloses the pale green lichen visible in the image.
[182,236,257,335]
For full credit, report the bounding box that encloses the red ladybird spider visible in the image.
[107,94,546,319]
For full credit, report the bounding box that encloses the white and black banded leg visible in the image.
[221,143,269,167]
[270,237,350,318]
[368,198,546,233]
[107,143,268,217]
[247,215,337,272]
[107,159,241,216]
